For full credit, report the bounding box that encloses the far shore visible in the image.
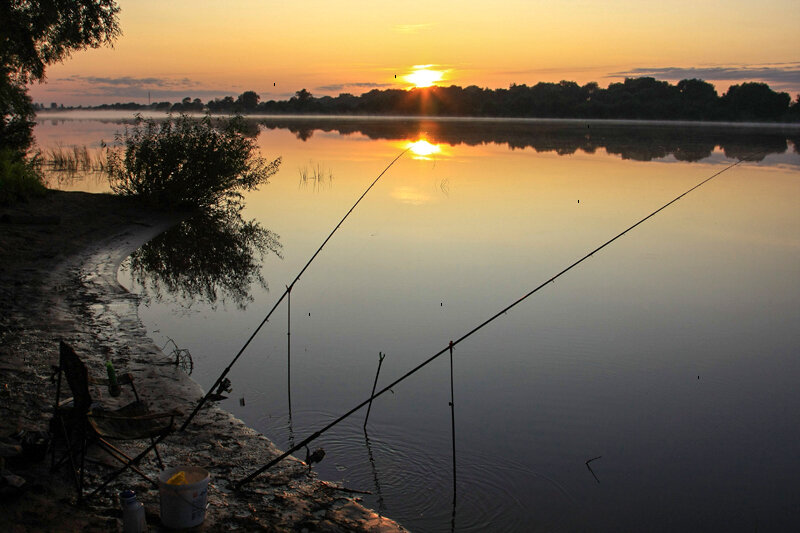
[34,109,800,129]
[0,190,405,532]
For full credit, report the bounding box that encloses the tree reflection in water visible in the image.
[124,206,282,310]
[260,117,798,163]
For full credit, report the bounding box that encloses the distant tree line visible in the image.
[55,77,800,122]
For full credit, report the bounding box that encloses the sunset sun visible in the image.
[404,65,444,88]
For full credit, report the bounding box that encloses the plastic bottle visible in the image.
[106,360,120,397]
[120,489,147,533]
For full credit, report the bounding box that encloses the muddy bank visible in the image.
[0,190,405,531]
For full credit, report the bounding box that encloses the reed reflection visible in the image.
[298,161,334,191]
[124,206,282,310]
[363,429,386,513]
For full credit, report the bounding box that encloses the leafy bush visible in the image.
[0,148,46,205]
[106,115,280,208]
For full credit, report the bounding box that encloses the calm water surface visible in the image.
[36,113,800,532]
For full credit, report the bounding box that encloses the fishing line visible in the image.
[179,146,411,432]
[234,153,756,488]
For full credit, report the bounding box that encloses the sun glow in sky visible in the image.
[28,0,800,105]
[404,66,446,88]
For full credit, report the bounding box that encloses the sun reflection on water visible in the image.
[407,139,441,159]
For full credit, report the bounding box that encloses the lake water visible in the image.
[35,113,800,532]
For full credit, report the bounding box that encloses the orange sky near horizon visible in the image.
[28,0,800,106]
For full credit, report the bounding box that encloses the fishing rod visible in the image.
[233,154,753,488]
[178,147,411,432]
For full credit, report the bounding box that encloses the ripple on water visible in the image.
[255,412,575,532]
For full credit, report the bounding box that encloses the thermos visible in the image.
[120,489,146,532]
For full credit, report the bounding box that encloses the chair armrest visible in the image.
[88,411,175,439]
[90,411,174,422]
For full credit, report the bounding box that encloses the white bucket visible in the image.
[158,466,210,529]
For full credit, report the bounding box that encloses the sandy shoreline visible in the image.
[0,190,405,531]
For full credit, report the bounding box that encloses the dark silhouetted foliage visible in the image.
[170,97,204,113]
[722,82,792,121]
[237,90,260,111]
[106,115,281,209]
[0,148,46,205]
[1,0,120,83]
[254,78,796,122]
[0,74,35,153]
[1,0,120,156]
[677,79,720,120]
[790,95,800,122]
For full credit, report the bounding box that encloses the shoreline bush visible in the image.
[0,148,46,205]
[106,114,281,209]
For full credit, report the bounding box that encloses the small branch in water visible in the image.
[586,456,602,484]
[332,485,373,495]
[364,352,386,429]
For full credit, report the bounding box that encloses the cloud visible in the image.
[314,82,396,93]
[33,74,301,105]
[40,75,240,102]
[393,23,434,34]
[610,64,800,88]
[501,65,612,77]
[57,75,199,90]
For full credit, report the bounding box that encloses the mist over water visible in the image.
[38,115,800,532]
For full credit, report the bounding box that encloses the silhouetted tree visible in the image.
[237,90,260,110]
[171,96,203,112]
[789,95,800,121]
[595,77,681,119]
[1,0,120,154]
[677,79,719,120]
[208,96,235,113]
[0,74,34,153]
[722,82,791,120]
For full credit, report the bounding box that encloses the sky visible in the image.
[28,0,800,106]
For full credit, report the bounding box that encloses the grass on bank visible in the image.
[0,149,46,205]
[46,145,108,173]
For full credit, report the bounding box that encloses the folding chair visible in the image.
[51,341,175,500]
